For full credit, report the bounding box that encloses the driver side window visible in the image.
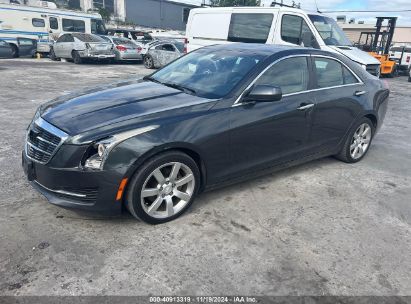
[255,57,309,95]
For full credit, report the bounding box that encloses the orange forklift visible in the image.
[356,17,398,77]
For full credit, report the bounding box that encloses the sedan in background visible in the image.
[143,41,184,69]
[22,44,389,224]
[50,33,115,64]
[0,39,13,58]
[100,36,143,62]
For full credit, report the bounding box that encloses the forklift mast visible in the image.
[372,17,397,55]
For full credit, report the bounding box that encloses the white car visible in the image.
[50,33,115,64]
[390,45,411,75]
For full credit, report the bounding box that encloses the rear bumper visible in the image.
[22,151,124,214]
[117,53,143,60]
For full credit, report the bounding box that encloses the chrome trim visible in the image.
[25,117,69,165]
[36,136,58,146]
[26,141,52,156]
[354,90,367,96]
[232,54,365,107]
[34,181,87,199]
[297,103,314,110]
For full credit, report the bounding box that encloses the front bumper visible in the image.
[22,151,124,214]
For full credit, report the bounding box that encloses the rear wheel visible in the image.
[143,55,154,69]
[335,117,374,163]
[72,50,82,64]
[49,48,59,61]
[10,44,19,58]
[126,151,200,224]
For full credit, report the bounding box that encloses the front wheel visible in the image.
[126,151,200,224]
[335,118,374,163]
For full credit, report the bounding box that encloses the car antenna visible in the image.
[314,0,322,13]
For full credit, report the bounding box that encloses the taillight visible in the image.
[116,45,127,52]
[183,37,188,54]
[407,56,410,63]
[136,46,142,52]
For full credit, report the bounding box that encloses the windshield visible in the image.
[309,15,352,46]
[149,49,265,99]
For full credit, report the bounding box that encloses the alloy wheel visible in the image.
[140,162,195,219]
[350,123,372,159]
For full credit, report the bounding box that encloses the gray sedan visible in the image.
[100,36,143,62]
[50,33,115,64]
[143,41,184,69]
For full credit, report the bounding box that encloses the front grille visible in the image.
[25,117,67,164]
[366,64,380,76]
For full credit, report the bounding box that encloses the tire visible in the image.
[49,48,59,61]
[335,117,374,163]
[126,151,200,224]
[72,50,82,64]
[143,55,154,69]
[10,44,19,58]
[408,76,411,82]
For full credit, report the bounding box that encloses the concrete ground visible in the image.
[0,58,410,296]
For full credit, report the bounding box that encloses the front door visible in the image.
[229,56,315,175]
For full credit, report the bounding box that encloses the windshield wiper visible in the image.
[162,82,197,95]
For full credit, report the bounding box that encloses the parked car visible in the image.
[106,29,153,45]
[22,44,389,224]
[390,44,411,75]
[0,39,13,58]
[0,38,37,58]
[100,36,143,62]
[143,41,184,69]
[408,66,411,82]
[50,33,115,64]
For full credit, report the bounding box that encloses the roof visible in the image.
[190,6,321,16]
[140,0,199,8]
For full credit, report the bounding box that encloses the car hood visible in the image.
[327,45,381,65]
[41,80,210,135]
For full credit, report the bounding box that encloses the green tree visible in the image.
[98,7,112,21]
[210,0,260,6]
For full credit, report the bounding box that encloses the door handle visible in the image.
[297,103,314,110]
[354,90,367,96]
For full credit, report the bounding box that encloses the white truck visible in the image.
[0,1,106,56]
[389,44,411,75]
[185,6,381,76]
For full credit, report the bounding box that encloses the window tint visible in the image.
[62,19,85,32]
[342,65,358,84]
[162,44,175,52]
[281,15,315,46]
[228,13,273,43]
[32,18,45,27]
[182,7,190,24]
[49,17,58,30]
[255,57,309,95]
[0,40,8,46]
[91,19,106,35]
[18,38,35,46]
[314,58,344,88]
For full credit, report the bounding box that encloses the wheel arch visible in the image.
[364,113,378,130]
[123,143,207,203]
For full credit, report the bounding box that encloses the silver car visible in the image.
[50,33,115,64]
[143,41,184,69]
[100,36,143,62]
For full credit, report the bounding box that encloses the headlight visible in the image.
[82,125,158,170]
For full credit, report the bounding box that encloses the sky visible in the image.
[176,0,411,25]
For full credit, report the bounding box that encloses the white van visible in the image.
[185,6,381,76]
[0,2,106,55]
[390,44,411,74]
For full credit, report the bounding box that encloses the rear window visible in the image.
[113,38,134,45]
[72,33,105,42]
[228,13,273,43]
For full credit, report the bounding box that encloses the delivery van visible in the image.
[185,6,381,76]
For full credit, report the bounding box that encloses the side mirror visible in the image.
[243,85,282,102]
[302,32,320,49]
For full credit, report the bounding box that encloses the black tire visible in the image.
[72,50,82,64]
[49,47,59,61]
[126,151,200,224]
[10,44,19,58]
[143,55,154,69]
[408,76,411,82]
[335,117,375,163]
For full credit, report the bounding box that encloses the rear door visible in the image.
[17,38,36,57]
[308,56,366,152]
